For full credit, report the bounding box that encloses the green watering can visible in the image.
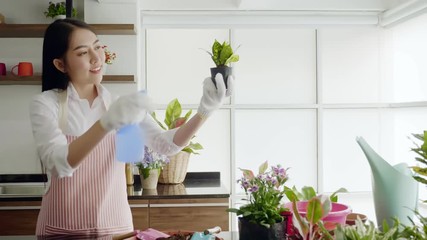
[356,136,418,228]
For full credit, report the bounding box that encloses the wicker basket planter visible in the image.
[158,151,190,184]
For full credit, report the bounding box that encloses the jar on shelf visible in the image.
[125,163,134,186]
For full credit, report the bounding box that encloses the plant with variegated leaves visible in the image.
[151,98,203,155]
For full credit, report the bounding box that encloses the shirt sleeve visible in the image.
[140,113,183,156]
[29,92,76,178]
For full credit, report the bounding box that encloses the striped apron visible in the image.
[36,90,133,236]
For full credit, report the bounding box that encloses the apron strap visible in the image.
[58,90,68,133]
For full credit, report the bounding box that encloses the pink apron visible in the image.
[36,90,133,236]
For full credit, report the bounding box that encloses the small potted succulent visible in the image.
[204,39,239,89]
[44,1,77,20]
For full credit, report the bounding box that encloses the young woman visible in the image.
[29,19,233,236]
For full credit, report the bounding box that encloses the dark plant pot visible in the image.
[238,217,287,240]
[210,66,232,89]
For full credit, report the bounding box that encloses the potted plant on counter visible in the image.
[135,146,169,190]
[204,39,239,89]
[227,161,289,240]
[151,98,203,184]
[44,1,77,20]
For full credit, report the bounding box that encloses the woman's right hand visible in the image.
[100,92,154,132]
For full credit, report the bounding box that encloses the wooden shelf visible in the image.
[0,75,135,85]
[0,24,136,38]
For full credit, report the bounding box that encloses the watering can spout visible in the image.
[356,136,418,228]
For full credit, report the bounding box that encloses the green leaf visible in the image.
[329,187,348,202]
[165,98,182,129]
[306,197,323,225]
[284,187,299,202]
[411,166,427,176]
[240,168,255,180]
[301,186,316,200]
[259,161,268,174]
[151,112,167,130]
[219,42,233,66]
[225,54,240,65]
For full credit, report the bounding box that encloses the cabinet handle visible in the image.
[150,203,229,208]
[129,204,149,208]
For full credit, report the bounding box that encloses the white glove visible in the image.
[197,73,234,118]
[100,92,154,132]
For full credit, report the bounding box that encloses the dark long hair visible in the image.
[42,19,95,92]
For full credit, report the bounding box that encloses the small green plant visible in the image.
[205,40,239,67]
[151,98,203,155]
[44,1,77,18]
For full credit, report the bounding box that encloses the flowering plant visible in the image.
[227,161,289,228]
[135,146,169,179]
[102,46,116,65]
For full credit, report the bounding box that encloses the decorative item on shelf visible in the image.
[136,146,169,190]
[227,161,289,240]
[44,1,77,20]
[0,13,5,24]
[203,39,239,89]
[151,98,203,184]
[103,45,116,65]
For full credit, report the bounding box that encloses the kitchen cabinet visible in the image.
[129,199,149,230]
[0,200,41,235]
[0,198,229,235]
[149,198,229,231]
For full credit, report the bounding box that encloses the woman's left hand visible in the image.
[197,73,234,118]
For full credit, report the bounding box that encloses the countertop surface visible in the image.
[0,232,240,239]
[0,172,230,201]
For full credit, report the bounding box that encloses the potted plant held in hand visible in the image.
[44,1,77,20]
[205,39,239,89]
[151,98,203,184]
[227,161,289,240]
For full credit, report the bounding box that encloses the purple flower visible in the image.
[136,146,169,170]
[272,165,287,178]
[248,185,259,193]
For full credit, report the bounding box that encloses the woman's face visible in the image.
[62,28,105,87]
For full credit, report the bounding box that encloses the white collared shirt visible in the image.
[29,83,181,178]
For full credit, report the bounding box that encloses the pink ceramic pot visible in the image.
[284,201,352,226]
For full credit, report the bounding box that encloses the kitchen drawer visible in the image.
[149,198,229,231]
[0,201,41,235]
[129,199,149,230]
